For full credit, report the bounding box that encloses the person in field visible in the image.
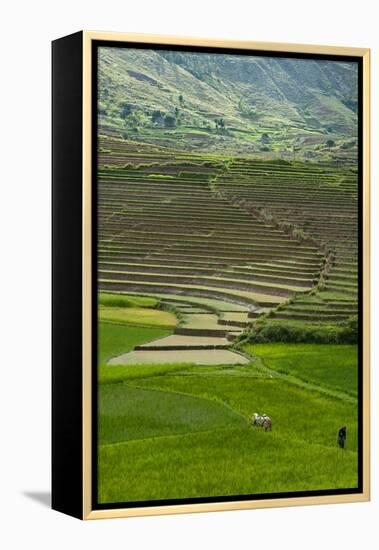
[252,413,272,432]
[337,426,347,449]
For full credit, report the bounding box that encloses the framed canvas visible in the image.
[52,31,370,520]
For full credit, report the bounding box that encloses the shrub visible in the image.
[120,103,132,118]
[293,228,308,241]
[152,110,164,124]
[339,315,358,344]
[272,159,290,165]
[247,318,357,345]
[215,118,225,129]
[164,115,176,128]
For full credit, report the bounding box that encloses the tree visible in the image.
[164,114,176,128]
[151,110,164,124]
[326,139,335,148]
[179,94,184,105]
[215,118,225,130]
[120,103,132,118]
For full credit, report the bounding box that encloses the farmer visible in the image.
[337,426,347,449]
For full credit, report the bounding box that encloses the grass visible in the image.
[98,336,358,504]
[131,373,358,449]
[98,426,357,503]
[99,384,245,444]
[98,321,171,365]
[246,343,358,396]
[98,366,358,503]
[98,292,178,334]
[99,305,177,328]
[99,292,158,308]
[99,361,193,385]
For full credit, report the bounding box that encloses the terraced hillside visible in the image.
[214,158,358,333]
[97,136,342,356]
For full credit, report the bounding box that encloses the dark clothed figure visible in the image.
[338,426,347,449]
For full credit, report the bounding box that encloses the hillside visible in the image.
[98,46,358,160]
[98,136,358,345]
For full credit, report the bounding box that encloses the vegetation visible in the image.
[98,341,358,503]
[98,139,358,338]
[245,315,358,345]
[95,49,360,504]
[99,306,177,328]
[99,292,158,309]
[164,114,176,128]
[98,48,358,160]
[99,383,245,444]
[246,343,358,396]
[98,321,171,365]
[98,291,178,328]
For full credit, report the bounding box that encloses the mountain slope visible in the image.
[97,46,358,159]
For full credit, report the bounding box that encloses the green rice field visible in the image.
[97,318,358,504]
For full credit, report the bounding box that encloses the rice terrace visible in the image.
[96,46,360,505]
